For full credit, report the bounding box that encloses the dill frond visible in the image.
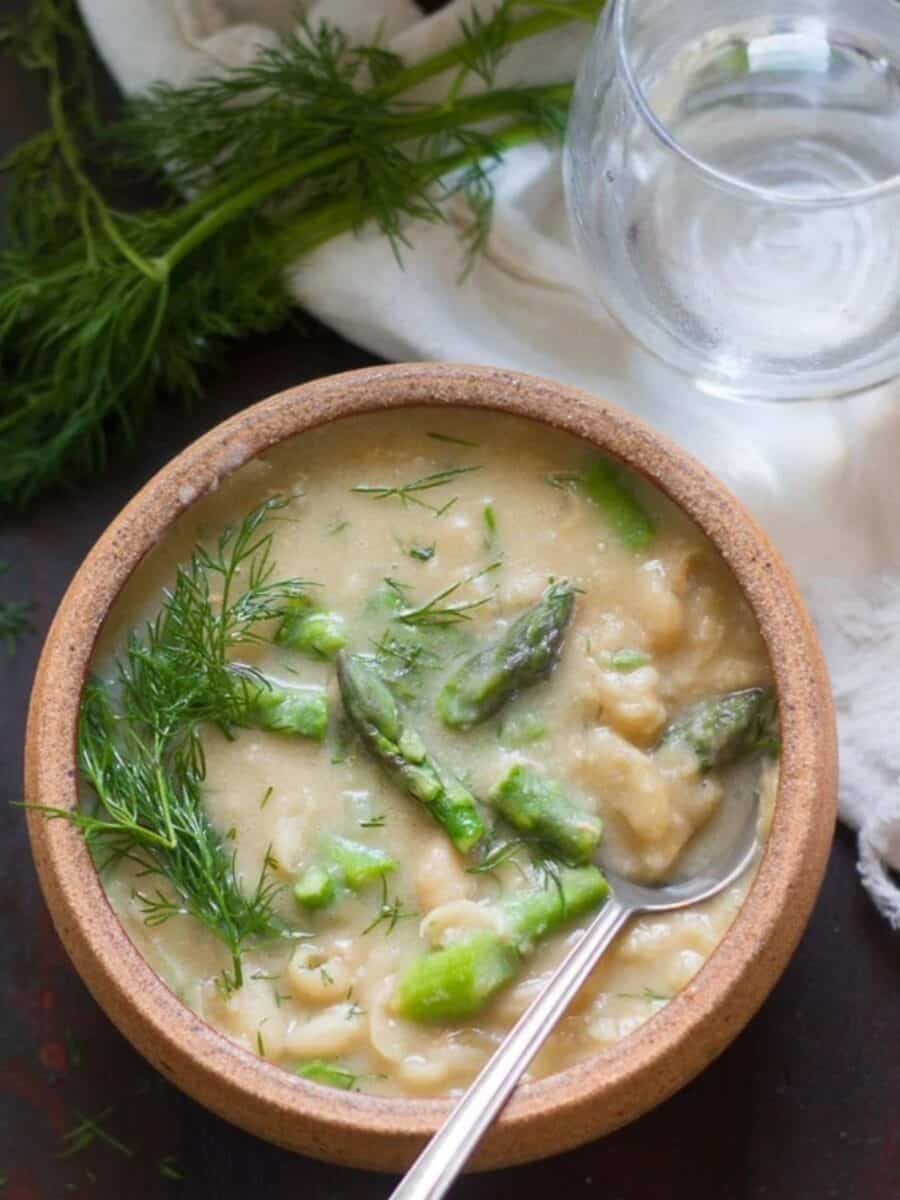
[0,0,605,508]
[39,497,309,987]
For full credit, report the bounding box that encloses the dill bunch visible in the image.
[42,496,309,990]
[0,0,605,508]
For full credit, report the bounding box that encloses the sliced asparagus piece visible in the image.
[276,597,346,660]
[438,581,576,730]
[295,1060,358,1090]
[392,930,520,1022]
[245,683,328,740]
[659,686,778,771]
[502,864,609,950]
[323,835,396,890]
[337,652,486,854]
[392,865,608,1022]
[490,765,603,865]
[293,864,336,911]
[581,459,655,550]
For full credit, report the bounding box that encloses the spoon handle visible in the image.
[388,896,631,1200]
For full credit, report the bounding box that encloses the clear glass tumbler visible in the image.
[564,0,900,400]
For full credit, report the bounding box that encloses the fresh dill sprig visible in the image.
[468,834,569,900]
[351,465,481,513]
[616,988,670,1003]
[359,815,386,828]
[58,1107,133,1159]
[0,561,35,654]
[0,0,605,508]
[393,560,502,627]
[362,876,418,936]
[35,497,308,990]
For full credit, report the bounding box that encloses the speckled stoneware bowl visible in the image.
[25,364,837,1171]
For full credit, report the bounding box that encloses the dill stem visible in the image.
[159,85,571,272]
[377,1,606,99]
[275,118,559,257]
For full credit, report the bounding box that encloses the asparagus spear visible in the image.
[490,765,603,865]
[244,683,328,740]
[659,686,778,771]
[336,652,486,854]
[438,581,576,730]
[392,865,608,1022]
[276,597,346,660]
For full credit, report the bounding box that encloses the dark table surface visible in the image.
[2,11,899,1200]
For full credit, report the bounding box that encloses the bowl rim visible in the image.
[25,363,837,1170]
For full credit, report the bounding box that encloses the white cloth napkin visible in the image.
[77,0,900,926]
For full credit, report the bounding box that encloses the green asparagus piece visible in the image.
[336,653,486,853]
[323,835,397,890]
[502,864,609,949]
[490,765,603,865]
[244,683,328,740]
[438,581,576,730]
[392,930,520,1022]
[295,1060,358,1090]
[659,686,779,771]
[581,459,655,550]
[293,864,337,910]
[276,597,346,660]
[392,865,608,1022]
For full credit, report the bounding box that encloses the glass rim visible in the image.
[615,0,900,208]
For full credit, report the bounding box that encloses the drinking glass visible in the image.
[564,0,900,401]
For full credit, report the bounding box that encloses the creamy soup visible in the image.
[91,409,776,1098]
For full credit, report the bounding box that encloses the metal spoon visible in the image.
[388,803,760,1200]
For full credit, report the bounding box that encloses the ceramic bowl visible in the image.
[25,364,837,1171]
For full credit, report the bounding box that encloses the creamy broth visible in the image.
[95,409,774,1097]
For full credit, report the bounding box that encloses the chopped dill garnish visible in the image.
[362,877,418,935]
[257,1028,266,1057]
[260,785,274,808]
[616,988,670,1003]
[409,543,435,562]
[58,1108,133,1159]
[327,517,350,536]
[344,987,366,1019]
[38,497,309,993]
[393,560,501,627]
[468,835,570,900]
[225,827,237,841]
[159,1156,185,1181]
[320,966,334,986]
[351,466,480,513]
[427,432,479,447]
[483,502,497,548]
[359,815,386,828]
